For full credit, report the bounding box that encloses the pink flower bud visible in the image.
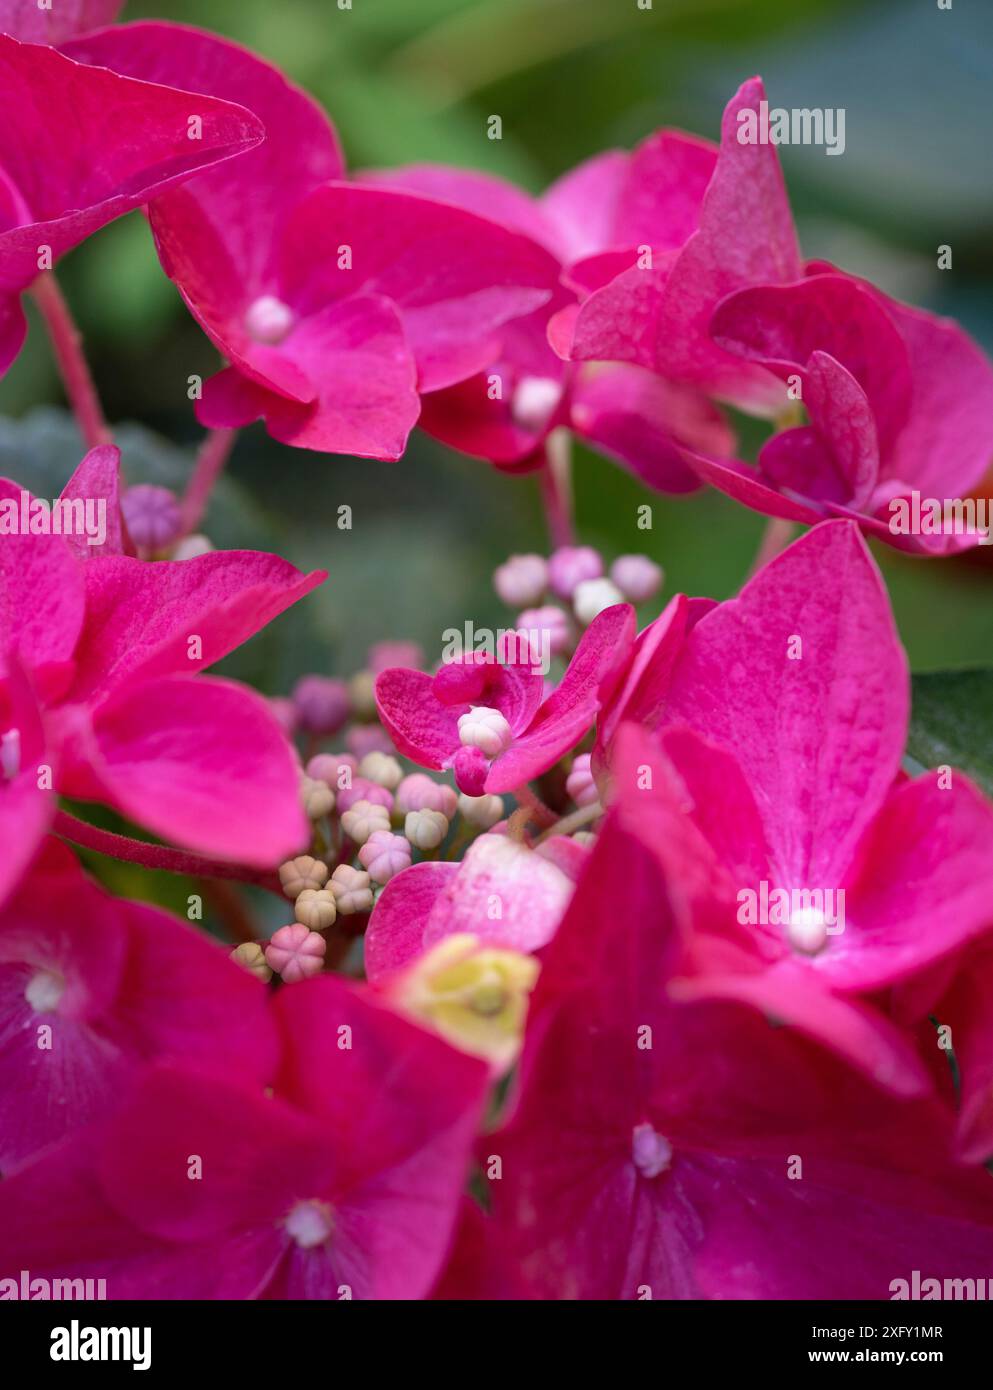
[330,864,374,915]
[358,830,412,885]
[573,577,625,625]
[458,705,513,758]
[610,554,664,604]
[395,774,458,818]
[306,752,357,790]
[265,924,326,983]
[368,641,423,674]
[341,799,391,845]
[516,605,571,657]
[346,724,394,760]
[453,745,489,797]
[493,553,548,607]
[121,484,182,554]
[337,776,393,814]
[278,855,329,899]
[269,697,298,737]
[565,753,599,808]
[291,676,350,737]
[548,545,603,599]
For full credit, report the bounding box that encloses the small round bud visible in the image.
[516,604,572,657]
[121,484,183,554]
[358,830,412,885]
[341,799,391,845]
[330,864,374,915]
[457,705,513,758]
[172,532,213,561]
[405,809,449,851]
[548,545,603,600]
[346,723,393,760]
[245,294,294,345]
[368,641,423,675]
[291,676,350,738]
[265,924,326,982]
[395,774,458,818]
[787,907,830,956]
[493,553,548,608]
[358,751,403,790]
[458,792,504,830]
[565,753,599,808]
[610,554,664,604]
[348,670,377,721]
[294,888,337,932]
[337,777,393,814]
[278,855,329,899]
[306,752,357,790]
[510,376,564,434]
[573,577,625,625]
[230,941,272,982]
[301,776,335,820]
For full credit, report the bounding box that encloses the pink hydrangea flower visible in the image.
[375,603,635,795]
[0,977,488,1299]
[0,839,278,1169]
[0,450,322,865]
[0,31,263,376]
[487,812,993,1299]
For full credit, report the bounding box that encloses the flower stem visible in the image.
[512,784,558,829]
[534,801,601,844]
[31,273,112,451]
[539,426,575,549]
[181,427,237,534]
[53,809,284,896]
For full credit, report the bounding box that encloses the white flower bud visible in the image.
[301,775,335,820]
[457,705,513,758]
[340,799,391,845]
[230,941,272,982]
[329,864,374,914]
[278,855,329,899]
[294,887,338,932]
[573,577,625,626]
[358,751,403,790]
[405,809,449,851]
[457,792,505,830]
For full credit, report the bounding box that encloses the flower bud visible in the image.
[453,745,489,796]
[329,864,374,915]
[230,941,272,983]
[457,705,513,758]
[493,553,548,607]
[516,604,572,657]
[341,799,391,845]
[458,792,504,829]
[245,294,294,345]
[172,532,213,561]
[291,676,350,737]
[294,888,337,932]
[358,830,412,885]
[347,670,377,721]
[573,577,625,625]
[265,924,326,983]
[306,752,357,791]
[368,641,423,674]
[510,376,563,434]
[405,809,449,851]
[387,933,540,1072]
[395,774,458,818]
[548,544,603,600]
[269,697,298,737]
[121,484,183,554]
[336,777,393,814]
[358,751,402,790]
[565,753,599,808]
[301,776,335,820]
[278,855,329,899]
[610,554,663,604]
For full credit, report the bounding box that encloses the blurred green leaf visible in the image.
[907,669,993,797]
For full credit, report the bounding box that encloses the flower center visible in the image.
[245,295,295,346]
[1,727,20,781]
[284,1199,335,1250]
[511,376,563,433]
[631,1122,673,1179]
[786,906,829,955]
[25,968,65,1014]
[457,705,513,758]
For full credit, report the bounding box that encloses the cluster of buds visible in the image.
[493,544,663,651]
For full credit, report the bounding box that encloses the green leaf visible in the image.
[908,669,993,798]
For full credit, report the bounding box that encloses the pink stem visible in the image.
[31,273,112,451]
[512,784,558,829]
[54,809,284,897]
[749,516,796,578]
[539,427,576,549]
[181,427,237,534]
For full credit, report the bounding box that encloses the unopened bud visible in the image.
[573,577,624,625]
[405,809,449,851]
[121,484,183,555]
[301,776,335,819]
[306,752,357,788]
[510,376,563,434]
[294,888,337,932]
[565,753,599,808]
[358,830,412,885]
[265,924,326,982]
[395,774,458,818]
[172,532,213,561]
[230,941,272,982]
[457,705,513,758]
[458,792,504,829]
[292,676,350,737]
[493,553,548,607]
[245,294,294,345]
[548,544,603,600]
[278,855,329,899]
[517,604,572,657]
[337,777,393,813]
[358,751,402,790]
[610,554,663,604]
[329,864,374,915]
[348,670,377,721]
[341,799,391,845]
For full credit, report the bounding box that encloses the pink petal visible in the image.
[365,861,459,982]
[58,444,129,558]
[0,1,123,43]
[0,658,52,907]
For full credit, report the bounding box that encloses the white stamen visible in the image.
[284,1199,334,1250]
[25,968,65,1014]
[245,295,295,345]
[787,906,830,955]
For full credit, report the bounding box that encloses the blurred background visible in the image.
[2,0,991,698]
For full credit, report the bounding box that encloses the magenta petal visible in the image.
[59,445,128,558]
[73,674,309,865]
[664,521,908,887]
[680,446,824,524]
[0,291,26,373]
[0,35,264,294]
[376,668,462,769]
[68,549,323,702]
[365,861,458,982]
[0,1,123,43]
[595,594,689,765]
[936,946,993,1163]
[540,150,630,263]
[0,661,51,908]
